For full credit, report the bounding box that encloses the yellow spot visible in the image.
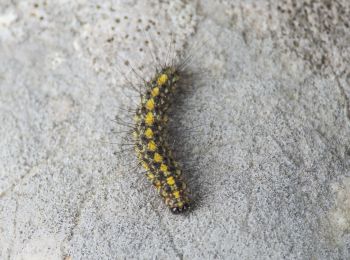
[160,164,168,172]
[148,140,156,151]
[173,191,180,199]
[151,87,160,97]
[157,74,168,86]
[154,180,161,190]
[147,173,154,180]
[145,112,154,126]
[154,153,163,163]
[142,162,149,170]
[145,128,153,139]
[177,201,184,207]
[145,98,155,110]
[167,176,175,185]
[133,131,138,139]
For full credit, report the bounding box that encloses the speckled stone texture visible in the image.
[0,0,349,259]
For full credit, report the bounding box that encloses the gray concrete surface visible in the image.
[1,0,350,259]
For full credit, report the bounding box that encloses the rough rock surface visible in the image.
[0,0,349,259]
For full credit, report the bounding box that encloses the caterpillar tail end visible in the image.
[170,202,191,214]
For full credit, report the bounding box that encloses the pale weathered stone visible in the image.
[0,0,349,259]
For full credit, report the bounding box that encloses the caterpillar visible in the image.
[114,30,212,214]
[133,64,191,214]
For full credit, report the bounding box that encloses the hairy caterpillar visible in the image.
[133,65,191,214]
[114,31,212,214]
